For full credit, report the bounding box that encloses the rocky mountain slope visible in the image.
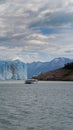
[33,63,73,81]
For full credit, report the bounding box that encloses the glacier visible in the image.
[0,60,27,80]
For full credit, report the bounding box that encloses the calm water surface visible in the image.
[0,81,73,130]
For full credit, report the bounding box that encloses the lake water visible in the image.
[0,81,73,130]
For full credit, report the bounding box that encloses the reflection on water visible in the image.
[0,81,73,130]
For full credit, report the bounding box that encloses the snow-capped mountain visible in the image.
[0,60,27,80]
[27,57,73,78]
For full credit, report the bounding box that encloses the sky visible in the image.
[0,0,73,62]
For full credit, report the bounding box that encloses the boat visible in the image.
[24,65,38,84]
[25,79,38,84]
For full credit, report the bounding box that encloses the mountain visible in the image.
[27,57,73,78]
[0,60,27,80]
[33,63,73,81]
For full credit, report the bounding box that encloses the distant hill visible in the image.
[27,57,73,78]
[33,62,73,81]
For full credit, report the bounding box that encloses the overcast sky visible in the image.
[0,0,73,62]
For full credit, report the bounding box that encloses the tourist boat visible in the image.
[25,79,38,84]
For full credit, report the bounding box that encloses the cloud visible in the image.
[0,0,73,62]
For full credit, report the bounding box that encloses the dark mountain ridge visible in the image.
[33,62,73,81]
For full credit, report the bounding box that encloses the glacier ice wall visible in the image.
[0,60,27,80]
